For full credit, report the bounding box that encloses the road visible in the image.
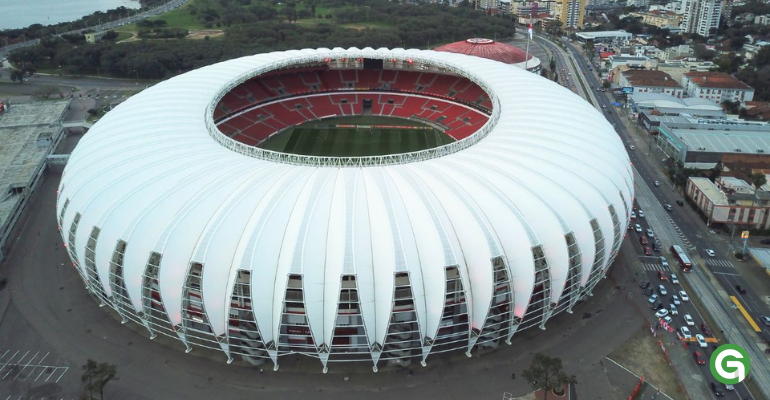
[537,35,770,399]
[1,0,190,57]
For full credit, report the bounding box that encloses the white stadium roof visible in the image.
[57,47,633,370]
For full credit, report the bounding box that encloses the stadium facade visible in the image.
[57,47,633,372]
[435,38,542,74]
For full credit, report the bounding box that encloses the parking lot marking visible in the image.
[9,351,39,380]
[0,350,69,383]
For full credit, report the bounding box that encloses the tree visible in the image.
[522,353,577,400]
[81,359,118,400]
[750,172,767,208]
[693,44,716,61]
[35,85,60,99]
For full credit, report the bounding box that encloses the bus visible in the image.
[670,245,693,272]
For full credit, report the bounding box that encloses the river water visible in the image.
[0,0,141,31]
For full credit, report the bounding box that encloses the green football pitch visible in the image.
[260,116,455,157]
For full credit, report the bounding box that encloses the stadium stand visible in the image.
[217,92,488,145]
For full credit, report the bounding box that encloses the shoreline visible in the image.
[0,0,141,31]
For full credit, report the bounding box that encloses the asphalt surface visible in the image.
[538,35,770,399]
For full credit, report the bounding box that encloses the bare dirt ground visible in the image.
[186,29,224,40]
[609,329,686,399]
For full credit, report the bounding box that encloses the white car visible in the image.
[680,326,692,339]
[658,285,667,296]
[679,291,690,301]
[684,314,694,326]
[638,210,645,218]
[655,308,669,318]
[663,316,673,325]
[654,180,660,187]
[648,294,659,304]
[646,229,655,238]
[695,334,707,348]
[660,257,669,267]
[705,249,716,257]
[635,224,642,232]
[672,295,681,305]
[671,274,679,284]
[670,304,678,315]
[631,211,636,219]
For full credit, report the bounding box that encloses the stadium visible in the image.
[56,47,633,372]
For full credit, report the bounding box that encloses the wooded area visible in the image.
[6,0,516,80]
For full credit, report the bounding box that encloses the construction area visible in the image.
[0,100,69,261]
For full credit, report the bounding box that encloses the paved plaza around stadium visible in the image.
[0,142,645,398]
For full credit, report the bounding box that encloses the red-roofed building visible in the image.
[619,70,684,98]
[682,72,755,105]
[434,38,541,73]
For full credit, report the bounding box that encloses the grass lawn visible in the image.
[260,116,453,157]
[147,1,205,29]
[339,21,394,30]
[113,31,133,41]
[608,329,686,399]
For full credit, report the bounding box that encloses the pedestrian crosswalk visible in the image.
[705,259,734,269]
[643,263,671,272]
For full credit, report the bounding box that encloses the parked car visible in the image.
[671,274,679,284]
[736,285,747,294]
[660,257,668,267]
[710,382,725,397]
[672,295,681,305]
[664,204,673,211]
[695,334,707,348]
[677,200,684,206]
[648,294,659,304]
[658,270,667,280]
[640,280,651,289]
[680,326,692,339]
[684,314,694,326]
[693,351,706,365]
[655,308,669,318]
[658,285,667,296]
[644,287,653,296]
[670,304,678,315]
[679,291,689,301]
[663,316,673,325]
[705,249,716,257]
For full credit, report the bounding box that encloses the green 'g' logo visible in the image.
[710,344,750,384]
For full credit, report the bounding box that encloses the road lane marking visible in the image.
[729,296,761,332]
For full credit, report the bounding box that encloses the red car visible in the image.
[640,236,648,245]
[693,351,706,365]
[658,271,667,281]
[701,323,713,336]
[644,247,652,256]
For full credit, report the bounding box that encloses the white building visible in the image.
[681,71,755,105]
[575,30,634,43]
[619,70,685,98]
[681,0,722,36]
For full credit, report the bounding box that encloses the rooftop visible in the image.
[690,177,728,205]
[576,30,633,39]
[660,121,770,155]
[683,72,754,90]
[621,70,681,88]
[0,101,68,237]
[434,38,533,65]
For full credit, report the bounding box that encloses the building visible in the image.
[655,60,718,83]
[627,0,650,7]
[0,101,69,261]
[607,55,649,71]
[680,0,722,36]
[629,11,683,28]
[435,38,542,73]
[681,71,755,105]
[56,47,632,371]
[84,30,110,43]
[555,0,587,28]
[756,15,770,25]
[575,30,633,43]
[656,119,770,167]
[687,176,770,229]
[619,70,684,98]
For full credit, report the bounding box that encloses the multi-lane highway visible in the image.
[536,34,770,399]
